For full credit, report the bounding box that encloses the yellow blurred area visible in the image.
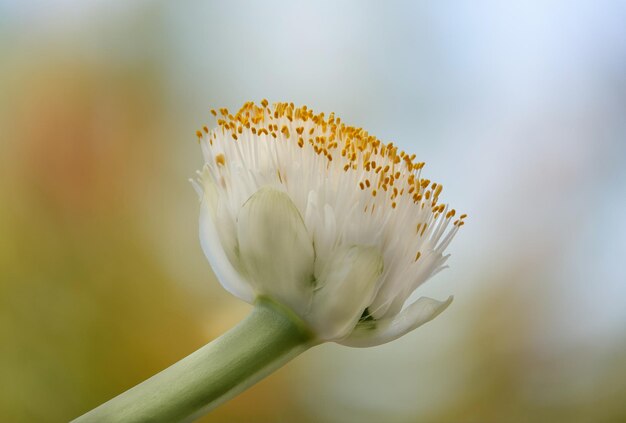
[1,1,625,422]
[0,48,303,423]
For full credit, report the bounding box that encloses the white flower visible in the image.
[192,101,465,347]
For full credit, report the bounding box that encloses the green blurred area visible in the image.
[1,1,625,422]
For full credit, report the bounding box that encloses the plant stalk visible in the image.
[73,297,315,422]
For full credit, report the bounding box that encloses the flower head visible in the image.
[193,101,465,347]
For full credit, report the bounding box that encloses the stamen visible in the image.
[199,101,464,245]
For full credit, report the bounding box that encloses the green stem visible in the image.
[73,297,316,423]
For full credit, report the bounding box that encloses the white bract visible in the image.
[193,101,465,347]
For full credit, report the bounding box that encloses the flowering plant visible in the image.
[75,101,464,422]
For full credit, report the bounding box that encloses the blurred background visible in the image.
[1,1,625,422]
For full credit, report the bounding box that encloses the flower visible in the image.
[192,101,465,347]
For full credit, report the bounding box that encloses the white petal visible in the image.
[338,296,453,347]
[236,187,315,314]
[308,245,383,341]
[190,177,203,199]
[370,249,442,320]
[198,179,255,303]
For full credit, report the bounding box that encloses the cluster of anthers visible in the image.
[193,100,465,347]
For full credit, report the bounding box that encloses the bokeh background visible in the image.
[1,1,625,422]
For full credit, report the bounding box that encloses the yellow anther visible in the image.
[202,101,464,230]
